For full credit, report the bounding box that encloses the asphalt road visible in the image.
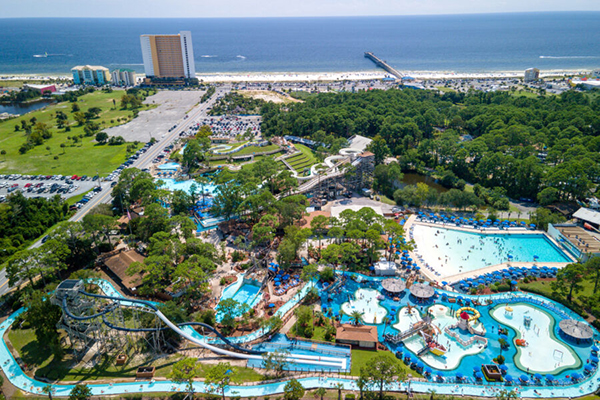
[0,88,228,297]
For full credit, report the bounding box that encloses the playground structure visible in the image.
[52,280,348,370]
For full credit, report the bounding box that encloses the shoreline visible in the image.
[0,68,592,84]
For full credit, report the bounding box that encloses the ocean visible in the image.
[0,13,599,76]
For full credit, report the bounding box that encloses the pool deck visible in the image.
[403,215,572,285]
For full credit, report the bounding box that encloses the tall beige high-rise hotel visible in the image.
[140,31,196,79]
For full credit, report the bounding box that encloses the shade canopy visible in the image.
[410,283,435,298]
[559,319,594,340]
[381,278,406,294]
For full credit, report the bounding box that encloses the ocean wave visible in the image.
[201,55,217,58]
[236,55,247,60]
[540,55,600,59]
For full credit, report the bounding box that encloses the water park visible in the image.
[3,265,600,398]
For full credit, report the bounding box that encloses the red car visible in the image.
[71,175,78,180]
[24,183,32,188]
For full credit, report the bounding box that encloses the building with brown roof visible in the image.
[103,249,146,294]
[335,324,379,349]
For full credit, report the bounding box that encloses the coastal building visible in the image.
[140,31,196,79]
[593,70,600,78]
[23,83,57,95]
[524,68,540,82]
[111,69,137,86]
[71,65,111,85]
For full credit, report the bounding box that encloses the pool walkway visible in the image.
[403,215,571,285]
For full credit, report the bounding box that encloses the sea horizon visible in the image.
[0,13,599,76]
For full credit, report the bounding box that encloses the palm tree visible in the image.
[349,310,364,326]
[427,389,437,400]
[314,387,327,400]
[42,384,55,399]
[382,316,391,335]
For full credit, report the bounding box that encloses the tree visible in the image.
[205,362,235,400]
[311,214,329,254]
[585,256,600,294]
[95,131,108,144]
[216,298,242,331]
[361,354,404,400]
[261,350,290,378]
[284,378,305,400]
[495,389,519,400]
[349,310,364,326]
[167,357,200,399]
[68,384,92,400]
[314,387,327,400]
[551,263,585,302]
[24,292,63,358]
[300,264,319,282]
[42,384,55,400]
[367,135,390,165]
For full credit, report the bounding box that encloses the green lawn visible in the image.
[7,326,263,383]
[235,143,280,156]
[349,349,421,378]
[0,90,152,176]
[285,144,318,172]
[518,277,597,310]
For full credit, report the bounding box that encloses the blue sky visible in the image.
[2,0,600,18]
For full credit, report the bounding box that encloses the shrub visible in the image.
[220,277,226,285]
[494,355,505,364]
[346,395,356,400]
[497,283,511,292]
[231,250,245,263]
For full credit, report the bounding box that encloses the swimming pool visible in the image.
[216,278,263,322]
[248,334,351,372]
[158,178,218,196]
[157,162,181,171]
[411,224,572,278]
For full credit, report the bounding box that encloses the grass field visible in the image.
[349,349,422,378]
[285,144,318,172]
[0,90,152,176]
[7,327,262,383]
[235,143,280,156]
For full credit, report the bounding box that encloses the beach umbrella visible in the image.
[520,374,529,382]
[572,373,582,380]
[417,362,425,369]
[442,281,448,286]
[499,334,508,340]
[592,345,599,352]
[591,355,599,363]
[545,374,554,381]
[425,367,432,375]
[504,375,514,382]
[511,280,518,285]
[268,303,275,308]
[456,372,464,379]
[475,372,484,380]
[585,364,594,372]
[500,365,508,371]
[534,373,543,381]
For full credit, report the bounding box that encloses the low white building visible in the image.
[111,69,137,86]
[373,260,398,276]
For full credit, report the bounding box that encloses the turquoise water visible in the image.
[412,225,572,277]
[0,278,599,397]
[216,279,262,322]
[157,162,180,171]
[158,178,218,196]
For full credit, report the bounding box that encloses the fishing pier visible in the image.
[364,52,404,79]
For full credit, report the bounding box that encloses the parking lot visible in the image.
[0,174,105,203]
[188,115,261,139]
[104,90,207,142]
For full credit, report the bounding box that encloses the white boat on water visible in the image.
[33,52,48,58]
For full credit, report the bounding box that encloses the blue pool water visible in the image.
[158,178,218,196]
[157,162,181,171]
[248,334,352,372]
[321,272,596,386]
[412,225,572,277]
[216,279,262,322]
